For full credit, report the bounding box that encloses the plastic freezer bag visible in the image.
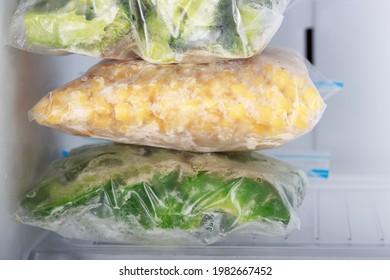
[9,0,290,63]
[30,47,326,152]
[9,0,136,59]
[16,143,307,245]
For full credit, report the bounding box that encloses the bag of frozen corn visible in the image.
[16,143,307,245]
[9,0,290,63]
[30,47,326,152]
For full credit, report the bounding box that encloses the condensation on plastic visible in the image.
[29,47,327,152]
[9,0,290,63]
[16,143,308,245]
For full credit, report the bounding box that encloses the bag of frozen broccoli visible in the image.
[16,143,307,245]
[9,0,136,58]
[30,47,326,152]
[9,0,290,63]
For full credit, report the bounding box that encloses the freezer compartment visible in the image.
[27,176,390,259]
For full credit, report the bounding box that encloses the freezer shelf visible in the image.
[28,176,390,259]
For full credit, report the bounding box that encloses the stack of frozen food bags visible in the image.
[11,0,326,245]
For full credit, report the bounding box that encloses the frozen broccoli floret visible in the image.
[24,0,131,55]
[129,0,175,62]
[212,0,246,55]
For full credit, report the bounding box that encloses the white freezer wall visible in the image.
[271,0,390,176]
[0,1,50,260]
[314,0,390,175]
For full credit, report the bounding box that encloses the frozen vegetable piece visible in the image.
[10,0,289,63]
[127,0,290,62]
[10,0,134,58]
[30,47,326,152]
[17,143,307,245]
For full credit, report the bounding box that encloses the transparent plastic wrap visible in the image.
[30,47,327,152]
[9,0,290,63]
[16,143,308,245]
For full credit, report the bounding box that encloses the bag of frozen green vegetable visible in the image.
[129,0,290,63]
[9,0,136,58]
[16,143,307,245]
[9,0,290,63]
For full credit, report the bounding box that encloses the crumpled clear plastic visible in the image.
[9,0,290,63]
[16,143,308,245]
[30,47,327,152]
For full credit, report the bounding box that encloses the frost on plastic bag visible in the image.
[16,143,307,245]
[9,0,290,63]
[30,47,326,152]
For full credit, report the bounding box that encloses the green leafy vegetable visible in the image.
[18,144,306,245]
[128,0,283,62]
[24,0,131,55]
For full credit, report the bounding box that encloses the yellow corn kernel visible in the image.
[219,118,232,128]
[251,124,271,135]
[273,69,292,91]
[270,114,285,130]
[231,84,247,95]
[253,105,273,125]
[134,107,149,124]
[75,103,95,122]
[114,103,132,122]
[294,104,310,130]
[202,97,217,109]
[201,124,216,134]
[261,87,276,102]
[182,100,200,112]
[147,83,159,102]
[241,92,257,101]
[284,85,298,102]
[69,91,89,104]
[272,93,292,113]
[46,109,64,125]
[130,94,152,110]
[93,94,112,115]
[89,77,104,92]
[115,88,131,102]
[49,91,68,108]
[93,115,112,129]
[155,99,172,119]
[227,103,246,120]
[303,87,321,110]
